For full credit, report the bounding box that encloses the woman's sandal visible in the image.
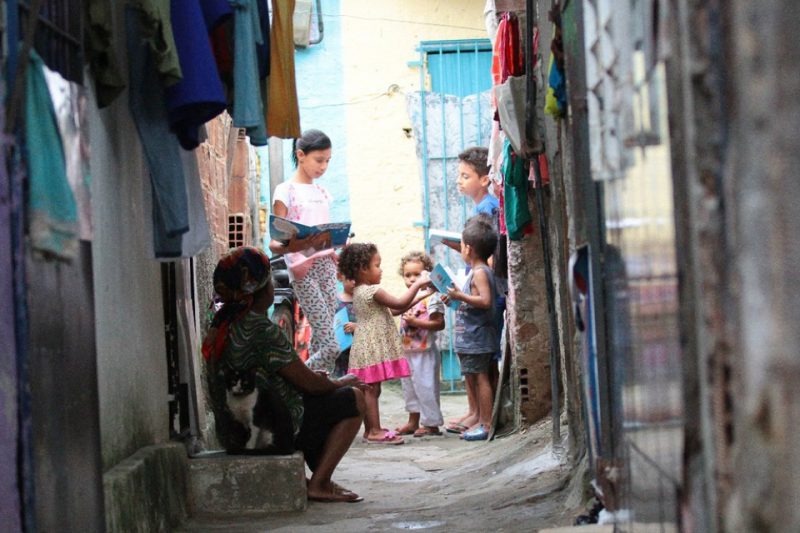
[308,491,363,503]
[331,482,364,502]
[413,426,442,437]
[307,482,363,503]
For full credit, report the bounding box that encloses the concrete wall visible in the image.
[89,66,170,471]
[724,2,800,531]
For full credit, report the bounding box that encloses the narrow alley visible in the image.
[179,384,579,533]
[2,1,799,533]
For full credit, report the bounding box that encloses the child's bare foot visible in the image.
[363,429,404,445]
[446,414,478,433]
[413,426,442,437]
[395,423,418,435]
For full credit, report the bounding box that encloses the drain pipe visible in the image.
[308,0,324,45]
[525,0,562,445]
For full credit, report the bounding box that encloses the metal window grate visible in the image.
[228,213,245,248]
[16,0,83,84]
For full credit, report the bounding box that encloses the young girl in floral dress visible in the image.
[338,243,431,445]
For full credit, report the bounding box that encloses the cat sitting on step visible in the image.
[223,367,295,455]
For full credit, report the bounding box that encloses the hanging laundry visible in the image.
[545,3,567,117]
[83,0,126,107]
[126,8,190,249]
[501,139,533,241]
[25,50,78,260]
[150,149,212,259]
[529,153,550,187]
[200,0,233,28]
[229,0,268,146]
[544,54,566,117]
[127,0,184,87]
[490,11,524,117]
[201,0,235,90]
[165,0,228,150]
[256,0,271,80]
[267,0,301,139]
[43,66,93,241]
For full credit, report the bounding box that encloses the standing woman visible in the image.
[269,130,341,373]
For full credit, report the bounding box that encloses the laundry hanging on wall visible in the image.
[25,50,78,261]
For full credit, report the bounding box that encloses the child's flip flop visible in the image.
[364,430,405,445]
[413,426,442,437]
[445,422,468,434]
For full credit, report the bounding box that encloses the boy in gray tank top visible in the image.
[444,215,498,441]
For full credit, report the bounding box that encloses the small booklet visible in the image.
[269,215,351,250]
[428,228,461,248]
[333,307,353,352]
[429,263,462,309]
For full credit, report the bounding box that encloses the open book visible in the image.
[269,215,351,250]
[429,263,462,309]
[429,228,461,248]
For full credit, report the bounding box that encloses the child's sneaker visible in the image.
[463,424,489,441]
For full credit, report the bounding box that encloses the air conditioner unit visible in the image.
[294,0,313,47]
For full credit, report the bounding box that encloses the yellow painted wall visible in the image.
[340,0,486,295]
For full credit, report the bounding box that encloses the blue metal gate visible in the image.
[407,39,494,392]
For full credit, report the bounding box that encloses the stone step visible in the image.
[187,451,307,517]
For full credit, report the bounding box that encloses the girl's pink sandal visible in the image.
[363,430,405,445]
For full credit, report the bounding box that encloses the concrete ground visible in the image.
[179,381,584,532]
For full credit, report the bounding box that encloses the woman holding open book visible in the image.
[269,129,341,374]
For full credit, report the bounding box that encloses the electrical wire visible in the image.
[322,12,484,31]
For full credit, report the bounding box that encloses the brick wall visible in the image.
[197,114,232,257]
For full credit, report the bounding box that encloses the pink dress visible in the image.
[348,285,411,384]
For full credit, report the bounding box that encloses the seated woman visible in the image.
[203,246,368,503]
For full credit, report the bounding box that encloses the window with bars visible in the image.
[228,213,245,248]
[9,0,84,84]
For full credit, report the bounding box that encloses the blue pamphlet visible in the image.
[334,307,353,352]
[428,228,461,247]
[269,215,351,249]
[430,263,461,309]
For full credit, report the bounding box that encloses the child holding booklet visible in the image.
[338,243,432,445]
[443,215,499,441]
[269,129,341,373]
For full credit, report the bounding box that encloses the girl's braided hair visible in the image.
[338,243,378,281]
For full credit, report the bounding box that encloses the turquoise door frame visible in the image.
[413,39,493,393]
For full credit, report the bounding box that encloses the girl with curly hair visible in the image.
[338,243,432,445]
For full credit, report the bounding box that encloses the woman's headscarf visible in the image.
[202,246,271,360]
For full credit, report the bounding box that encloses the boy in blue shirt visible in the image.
[456,146,499,218]
[442,148,507,435]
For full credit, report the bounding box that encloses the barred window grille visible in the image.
[15,0,84,84]
[228,214,245,248]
